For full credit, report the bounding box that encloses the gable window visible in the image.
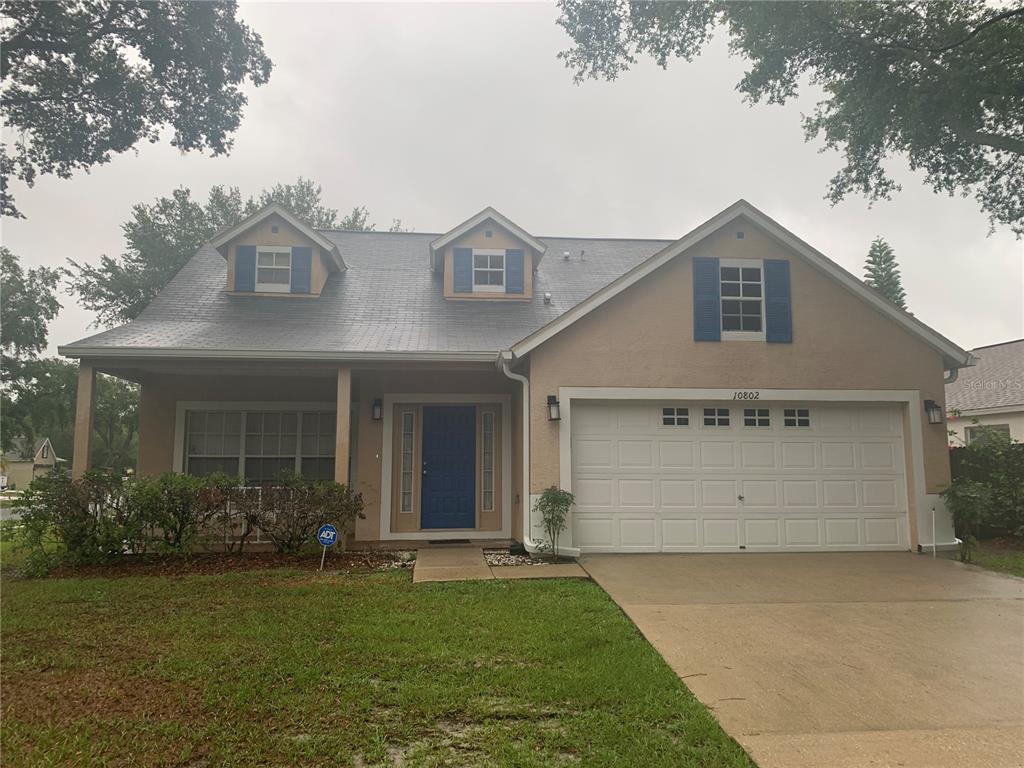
[473,248,505,292]
[256,247,291,293]
[744,408,770,427]
[720,260,764,339]
[703,408,730,426]
[783,408,811,427]
[662,407,689,426]
[41,444,49,459]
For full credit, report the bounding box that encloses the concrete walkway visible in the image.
[582,553,1024,768]
[412,547,587,583]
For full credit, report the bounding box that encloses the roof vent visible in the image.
[543,292,552,304]
[563,251,571,260]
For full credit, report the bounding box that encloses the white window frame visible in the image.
[719,258,765,341]
[661,407,689,426]
[703,407,730,427]
[255,246,292,293]
[472,248,505,293]
[399,410,416,513]
[481,410,496,512]
[783,407,812,428]
[743,407,771,427]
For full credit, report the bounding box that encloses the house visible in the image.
[59,200,973,554]
[946,338,1024,445]
[0,437,62,490]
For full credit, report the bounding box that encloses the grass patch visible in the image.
[1,569,752,767]
[971,539,1024,578]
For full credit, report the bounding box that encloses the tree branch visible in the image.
[931,7,1024,53]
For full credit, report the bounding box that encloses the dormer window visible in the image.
[473,249,505,292]
[256,247,292,293]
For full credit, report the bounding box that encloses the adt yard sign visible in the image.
[317,524,338,570]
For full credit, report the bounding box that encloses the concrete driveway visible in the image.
[582,553,1024,768]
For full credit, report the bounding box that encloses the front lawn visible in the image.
[971,538,1024,578]
[1,569,753,767]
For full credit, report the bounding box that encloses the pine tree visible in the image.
[863,237,907,310]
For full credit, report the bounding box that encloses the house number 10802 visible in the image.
[732,391,761,400]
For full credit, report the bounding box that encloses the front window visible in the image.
[256,247,291,292]
[965,424,1010,446]
[720,260,763,338]
[184,409,335,483]
[473,249,505,292]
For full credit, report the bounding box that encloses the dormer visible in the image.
[211,204,345,297]
[430,208,546,301]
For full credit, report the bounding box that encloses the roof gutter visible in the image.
[57,346,498,363]
[497,351,543,553]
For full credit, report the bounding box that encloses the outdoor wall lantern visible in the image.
[372,398,383,421]
[547,395,561,421]
[924,399,943,425]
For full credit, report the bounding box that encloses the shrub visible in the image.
[533,486,575,561]
[254,473,364,554]
[138,472,224,554]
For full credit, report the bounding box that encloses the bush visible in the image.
[944,425,1024,561]
[253,473,364,554]
[533,486,575,561]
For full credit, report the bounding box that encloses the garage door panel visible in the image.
[571,402,907,553]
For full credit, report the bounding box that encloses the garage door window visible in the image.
[662,407,689,426]
[743,408,770,427]
[784,408,811,427]
[703,408,730,426]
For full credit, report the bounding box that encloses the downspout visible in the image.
[944,368,959,385]
[498,351,543,552]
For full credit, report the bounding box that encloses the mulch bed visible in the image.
[979,537,1024,552]
[42,550,415,579]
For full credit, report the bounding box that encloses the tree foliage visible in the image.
[64,178,384,327]
[863,237,908,310]
[0,248,61,360]
[557,1,1024,234]
[0,0,273,217]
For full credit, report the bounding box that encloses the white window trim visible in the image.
[472,248,505,293]
[719,257,765,341]
[379,394,512,541]
[173,401,336,478]
[255,245,292,294]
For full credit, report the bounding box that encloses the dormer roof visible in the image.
[210,203,347,270]
[429,207,547,270]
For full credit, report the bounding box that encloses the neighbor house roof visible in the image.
[2,437,57,463]
[59,200,972,369]
[945,339,1024,413]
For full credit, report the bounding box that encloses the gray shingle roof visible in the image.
[945,339,1024,412]
[61,231,672,357]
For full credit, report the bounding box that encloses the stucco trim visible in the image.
[510,200,971,369]
[429,207,547,269]
[378,393,512,541]
[554,387,953,551]
[209,203,346,270]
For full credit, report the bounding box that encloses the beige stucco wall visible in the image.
[947,410,1024,445]
[1,461,34,490]
[526,217,952,507]
[224,214,333,295]
[136,365,519,542]
[441,221,535,300]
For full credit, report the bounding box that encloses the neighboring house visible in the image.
[59,200,973,554]
[946,338,1024,445]
[0,437,62,490]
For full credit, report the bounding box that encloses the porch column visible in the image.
[71,363,96,479]
[334,367,352,484]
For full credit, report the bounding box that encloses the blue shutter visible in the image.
[290,246,312,293]
[505,249,524,294]
[692,256,721,341]
[453,248,473,293]
[235,245,256,292]
[764,259,792,343]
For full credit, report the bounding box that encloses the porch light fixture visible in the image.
[924,399,943,425]
[547,395,561,421]
[372,398,383,421]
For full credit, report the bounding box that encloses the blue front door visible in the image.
[421,406,476,529]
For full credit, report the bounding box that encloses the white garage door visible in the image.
[571,401,908,552]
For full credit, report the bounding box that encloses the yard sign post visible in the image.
[317,523,338,570]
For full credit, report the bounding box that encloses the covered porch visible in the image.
[71,358,524,545]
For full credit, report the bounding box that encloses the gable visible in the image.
[223,213,336,296]
[511,201,971,370]
[440,220,535,300]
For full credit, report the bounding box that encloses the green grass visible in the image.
[971,540,1024,578]
[1,570,752,768]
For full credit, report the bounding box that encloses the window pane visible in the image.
[224,434,240,454]
[188,411,207,433]
[722,300,741,315]
[303,413,319,433]
[741,300,761,316]
[721,266,740,281]
[741,316,762,331]
[206,434,224,455]
[721,282,741,297]
[225,412,242,434]
[741,267,761,281]
[474,254,487,268]
[722,316,742,331]
[188,457,239,477]
[262,433,280,455]
[281,413,298,433]
[257,253,274,266]
[280,433,297,455]
[741,283,762,297]
[188,433,206,455]
[206,412,223,433]
[246,434,261,454]
[275,253,290,267]
[247,413,263,434]
[264,413,280,434]
[489,254,503,268]
[301,457,334,481]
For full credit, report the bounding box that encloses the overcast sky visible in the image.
[4,1,1022,356]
